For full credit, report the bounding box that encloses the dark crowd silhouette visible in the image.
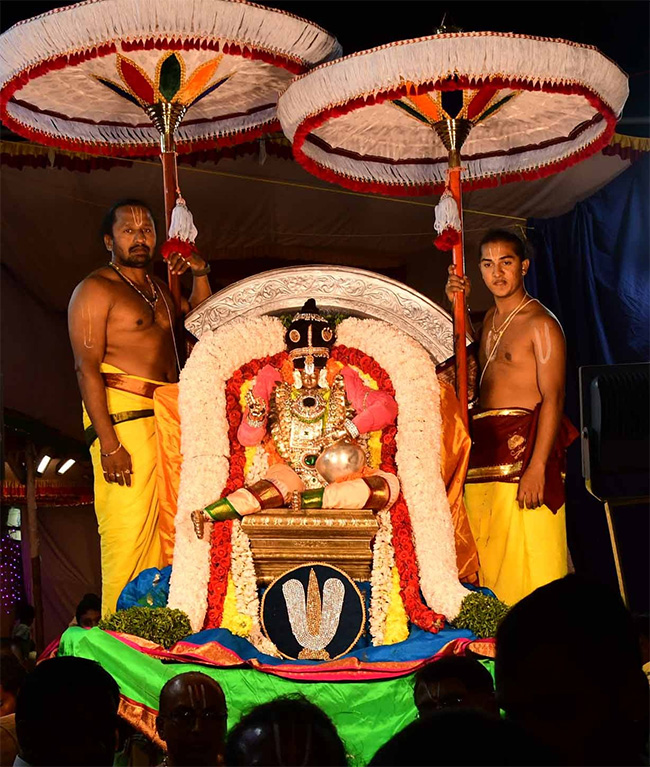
[1,576,648,766]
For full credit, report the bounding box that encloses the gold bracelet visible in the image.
[101,441,122,457]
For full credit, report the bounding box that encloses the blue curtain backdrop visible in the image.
[526,156,649,608]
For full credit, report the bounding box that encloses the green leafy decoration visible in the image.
[159,53,182,101]
[99,606,192,649]
[279,312,349,329]
[450,592,510,638]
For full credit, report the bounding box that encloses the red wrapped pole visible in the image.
[160,132,181,313]
[447,158,468,429]
[433,118,472,430]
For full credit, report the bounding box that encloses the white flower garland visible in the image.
[167,315,285,631]
[170,313,469,635]
[337,318,470,618]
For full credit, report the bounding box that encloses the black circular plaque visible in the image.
[261,563,365,661]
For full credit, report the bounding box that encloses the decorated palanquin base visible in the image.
[60,310,495,762]
[57,623,492,764]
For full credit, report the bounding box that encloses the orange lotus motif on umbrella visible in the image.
[96,52,230,109]
[392,81,518,127]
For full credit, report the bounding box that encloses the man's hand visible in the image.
[517,462,545,509]
[445,264,471,304]
[167,250,208,277]
[101,444,133,487]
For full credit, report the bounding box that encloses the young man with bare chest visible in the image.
[446,229,577,605]
[68,200,212,614]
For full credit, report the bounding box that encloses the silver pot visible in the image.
[315,440,366,484]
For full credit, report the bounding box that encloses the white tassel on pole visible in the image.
[161,194,199,261]
[168,196,198,243]
[433,189,461,235]
[433,188,461,251]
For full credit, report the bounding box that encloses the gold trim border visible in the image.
[467,460,523,480]
[472,408,531,420]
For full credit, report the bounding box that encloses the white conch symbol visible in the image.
[282,569,345,659]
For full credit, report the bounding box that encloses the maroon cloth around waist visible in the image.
[467,405,578,513]
[102,373,163,400]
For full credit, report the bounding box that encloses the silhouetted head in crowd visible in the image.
[15,656,120,766]
[0,653,27,716]
[496,574,650,766]
[75,592,102,628]
[225,694,348,766]
[369,709,554,766]
[15,604,35,627]
[414,655,498,718]
[156,672,227,767]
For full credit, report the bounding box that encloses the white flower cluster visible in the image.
[337,318,470,619]
[368,507,395,643]
[167,315,285,632]
[245,445,270,485]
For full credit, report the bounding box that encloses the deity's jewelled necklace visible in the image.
[291,387,327,423]
[109,261,158,313]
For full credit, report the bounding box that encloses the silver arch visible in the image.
[185,265,469,363]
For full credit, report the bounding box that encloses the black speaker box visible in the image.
[579,362,649,501]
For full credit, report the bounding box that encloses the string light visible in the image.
[0,533,24,615]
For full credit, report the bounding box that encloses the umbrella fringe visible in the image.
[286,74,619,196]
[279,32,627,142]
[0,0,341,82]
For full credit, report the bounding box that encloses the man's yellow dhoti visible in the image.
[84,363,164,614]
[465,482,568,606]
[464,407,578,606]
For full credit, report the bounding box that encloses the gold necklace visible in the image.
[109,262,158,312]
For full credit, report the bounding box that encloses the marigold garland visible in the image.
[204,351,286,628]
[220,573,252,637]
[384,566,409,644]
[332,344,446,633]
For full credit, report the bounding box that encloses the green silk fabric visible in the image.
[59,627,418,765]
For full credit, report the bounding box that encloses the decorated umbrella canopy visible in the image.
[0,0,340,304]
[277,32,629,424]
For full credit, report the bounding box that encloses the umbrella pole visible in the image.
[448,154,469,430]
[160,130,182,313]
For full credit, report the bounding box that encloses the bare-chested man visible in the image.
[68,199,212,614]
[446,229,577,605]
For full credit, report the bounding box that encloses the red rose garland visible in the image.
[204,352,287,629]
[204,345,445,632]
[332,346,446,632]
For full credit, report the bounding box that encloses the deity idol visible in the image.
[191,299,400,537]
